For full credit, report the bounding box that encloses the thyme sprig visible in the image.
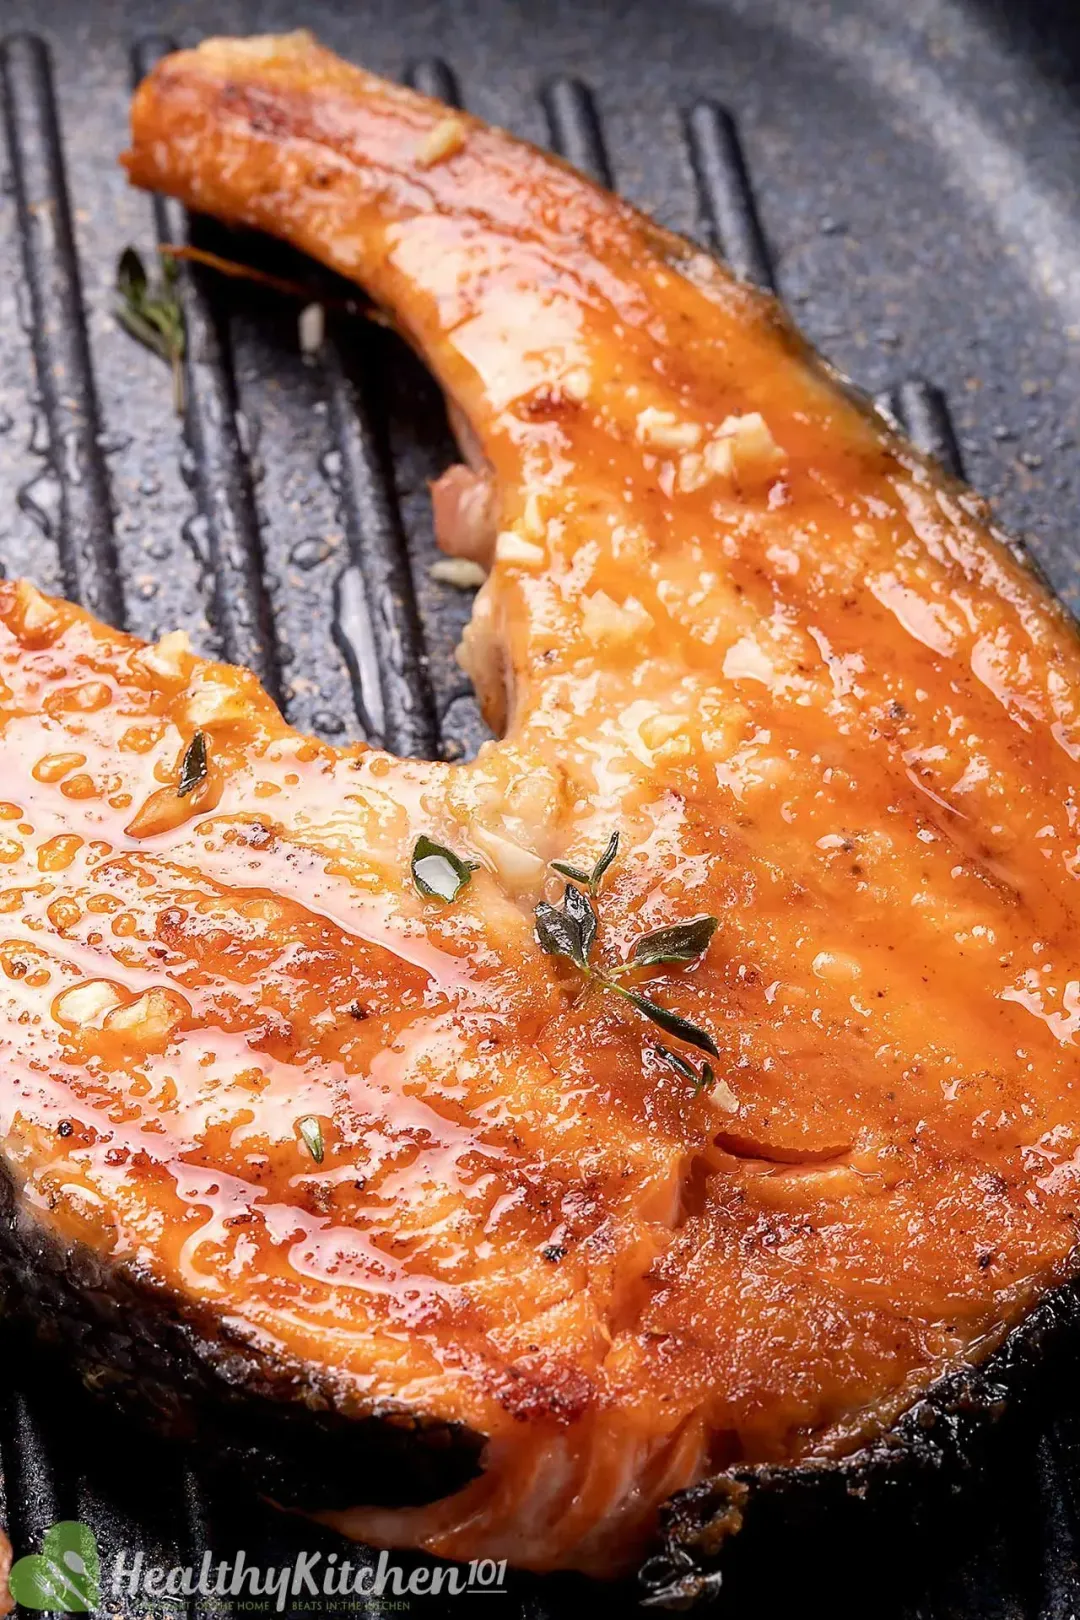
[536,836,719,1082]
[115,247,186,413]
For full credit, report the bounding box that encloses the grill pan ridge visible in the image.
[0,0,1078,1614]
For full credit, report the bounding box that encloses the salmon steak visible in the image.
[0,24,1075,1597]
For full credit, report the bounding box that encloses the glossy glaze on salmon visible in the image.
[0,23,1072,1586]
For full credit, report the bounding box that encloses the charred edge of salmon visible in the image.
[0,1163,482,1511]
[643,1275,1079,1607]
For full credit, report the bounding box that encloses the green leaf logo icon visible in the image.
[9,1521,100,1612]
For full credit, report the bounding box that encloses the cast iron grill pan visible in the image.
[0,1,1079,1613]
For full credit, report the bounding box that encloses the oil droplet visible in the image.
[182,511,211,574]
[16,467,62,540]
[119,726,161,754]
[38,835,82,873]
[312,709,345,736]
[60,774,97,801]
[47,897,82,930]
[290,535,333,570]
[33,752,86,783]
[27,411,49,456]
[319,447,343,492]
[86,893,122,915]
[66,681,112,712]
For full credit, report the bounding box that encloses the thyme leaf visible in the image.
[550,860,592,886]
[589,830,620,891]
[535,898,588,967]
[652,1044,697,1083]
[654,1044,717,1094]
[550,829,620,895]
[177,730,208,798]
[535,883,600,968]
[117,246,148,304]
[606,981,719,1056]
[297,1116,324,1164]
[411,835,477,902]
[562,882,597,962]
[631,915,718,968]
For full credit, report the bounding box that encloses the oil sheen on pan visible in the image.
[0,25,1075,1605]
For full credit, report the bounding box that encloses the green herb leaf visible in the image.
[117,246,148,304]
[411,835,477,902]
[114,303,173,363]
[115,244,186,413]
[550,830,620,894]
[654,1045,718,1094]
[606,981,719,1055]
[590,830,620,891]
[177,730,208,798]
[297,1115,324,1164]
[562,882,597,962]
[631,915,718,968]
[653,1044,698,1083]
[550,860,592,886]
[535,898,588,967]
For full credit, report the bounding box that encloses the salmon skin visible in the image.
[0,22,1065,1595]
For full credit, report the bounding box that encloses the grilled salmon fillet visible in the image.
[0,23,1070,1585]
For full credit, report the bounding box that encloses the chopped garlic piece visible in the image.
[703,435,737,480]
[185,672,252,727]
[137,629,193,681]
[298,301,324,354]
[722,634,776,685]
[581,590,653,644]
[673,414,786,494]
[639,712,685,749]
[14,580,58,636]
[416,116,467,169]
[717,412,785,480]
[677,451,711,492]
[470,823,546,892]
[635,407,701,452]
[54,980,123,1029]
[495,531,545,569]
[708,1078,739,1114]
[105,988,186,1043]
[430,557,487,589]
[521,491,545,540]
[561,368,591,402]
[811,950,862,984]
